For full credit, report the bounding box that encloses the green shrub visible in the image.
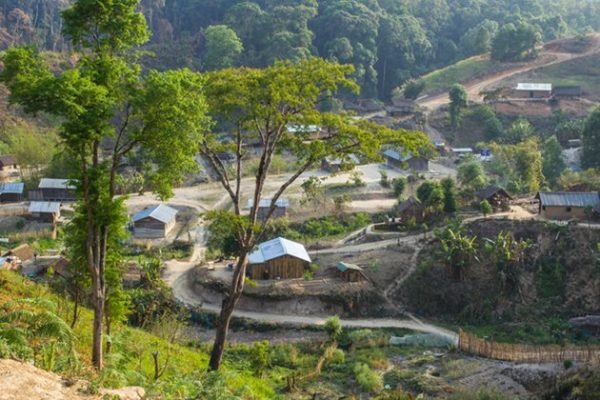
[324,316,343,342]
[354,363,384,393]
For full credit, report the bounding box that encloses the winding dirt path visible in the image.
[418,34,600,111]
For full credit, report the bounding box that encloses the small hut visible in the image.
[569,315,600,337]
[0,182,24,203]
[0,155,19,174]
[336,262,368,283]
[512,83,552,99]
[247,237,311,280]
[29,201,61,223]
[396,196,425,222]
[132,204,178,239]
[247,198,289,221]
[475,185,512,210]
[321,154,360,173]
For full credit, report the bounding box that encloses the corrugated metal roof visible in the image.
[336,261,363,272]
[537,192,600,208]
[325,154,360,165]
[246,198,290,209]
[132,204,178,224]
[38,178,75,190]
[29,201,61,214]
[517,83,552,91]
[383,149,414,161]
[248,237,311,264]
[0,182,24,194]
[451,148,473,153]
[286,124,320,133]
[0,155,16,165]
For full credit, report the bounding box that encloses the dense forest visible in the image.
[1,0,599,99]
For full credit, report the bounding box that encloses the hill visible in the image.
[397,219,600,345]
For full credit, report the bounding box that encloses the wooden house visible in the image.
[336,261,368,283]
[38,178,76,202]
[553,86,582,98]
[396,196,425,222]
[536,192,600,220]
[0,182,24,203]
[386,97,418,117]
[247,198,289,221]
[132,204,178,239]
[0,155,18,173]
[475,185,512,210]
[29,201,61,223]
[247,237,311,280]
[383,149,429,172]
[512,83,553,99]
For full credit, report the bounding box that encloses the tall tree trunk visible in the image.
[70,294,79,329]
[105,313,112,355]
[208,251,248,370]
[91,273,104,370]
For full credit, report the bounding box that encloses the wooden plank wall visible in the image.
[458,329,600,363]
[249,255,308,280]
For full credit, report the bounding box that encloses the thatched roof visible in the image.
[397,196,423,213]
[4,244,34,262]
[476,185,512,200]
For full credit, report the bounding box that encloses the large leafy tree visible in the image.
[582,106,600,169]
[0,0,209,369]
[201,57,429,370]
[449,84,468,128]
[491,22,541,61]
[542,135,566,187]
[202,24,243,70]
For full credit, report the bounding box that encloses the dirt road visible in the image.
[418,34,600,111]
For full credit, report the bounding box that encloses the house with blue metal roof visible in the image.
[0,182,24,203]
[132,204,178,239]
[536,192,600,221]
[247,237,311,280]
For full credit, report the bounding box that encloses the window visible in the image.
[566,207,572,212]
[542,206,546,211]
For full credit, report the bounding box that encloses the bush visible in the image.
[324,316,342,342]
[354,363,384,393]
[393,177,407,198]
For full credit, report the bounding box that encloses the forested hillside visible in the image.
[1,0,599,99]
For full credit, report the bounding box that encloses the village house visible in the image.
[0,155,19,175]
[536,192,600,221]
[475,185,512,211]
[336,261,368,283]
[451,147,473,158]
[247,198,289,221]
[0,182,24,203]
[37,178,76,202]
[396,196,425,223]
[553,85,582,98]
[512,83,553,99]
[385,97,418,117]
[321,154,360,173]
[247,237,311,280]
[383,149,429,172]
[29,201,61,223]
[132,204,178,239]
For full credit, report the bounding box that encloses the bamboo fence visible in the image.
[458,329,600,363]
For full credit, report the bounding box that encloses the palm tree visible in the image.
[440,228,479,281]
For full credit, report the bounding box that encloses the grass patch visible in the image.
[419,55,507,96]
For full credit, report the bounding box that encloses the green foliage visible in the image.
[536,259,567,301]
[582,105,600,169]
[402,79,426,100]
[441,177,458,213]
[379,170,390,188]
[0,298,77,371]
[491,22,541,61]
[480,200,493,216]
[354,362,384,393]
[324,316,343,342]
[392,177,407,198]
[483,232,531,294]
[202,25,243,70]
[542,136,567,187]
[416,181,444,211]
[489,138,544,194]
[504,118,535,144]
[249,340,271,377]
[449,84,468,128]
[470,105,503,141]
[301,176,325,206]
[458,158,488,190]
[437,227,478,281]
